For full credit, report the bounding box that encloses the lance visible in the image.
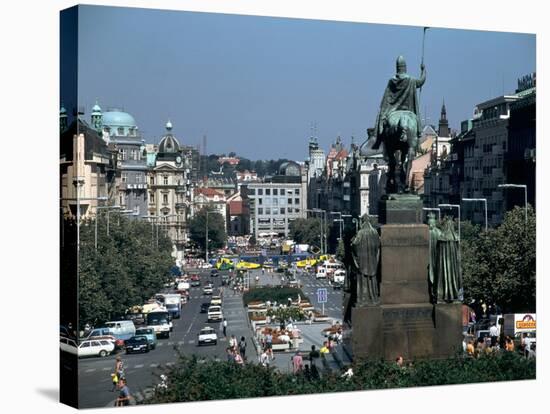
[419,27,429,126]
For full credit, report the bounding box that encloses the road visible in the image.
[77,269,254,408]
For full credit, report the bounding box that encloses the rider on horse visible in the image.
[372,55,425,151]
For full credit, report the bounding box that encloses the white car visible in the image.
[207,305,223,322]
[60,337,78,355]
[203,285,213,295]
[197,326,218,346]
[60,338,115,358]
[210,295,222,306]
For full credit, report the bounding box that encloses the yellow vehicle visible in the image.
[236,260,261,270]
[215,257,234,270]
[296,258,318,268]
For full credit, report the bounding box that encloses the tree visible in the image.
[289,218,324,249]
[461,205,536,313]
[189,206,227,252]
[77,214,174,326]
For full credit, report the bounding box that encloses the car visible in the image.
[197,326,218,346]
[77,339,115,358]
[190,276,201,287]
[125,312,146,326]
[221,274,230,286]
[60,337,78,355]
[82,327,116,343]
[207,305,223,322]
[125,335,150,354]
[203,285,213,295]
[210,269,219,277]
[135,327,157,350]
[200,302,210,313]
[210,295,222,306]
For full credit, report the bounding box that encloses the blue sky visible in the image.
[74,5,535,160]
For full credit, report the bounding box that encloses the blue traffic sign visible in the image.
[317,288,328,303]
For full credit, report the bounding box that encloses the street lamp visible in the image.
[438,204,461,241]
[422,207,441,222]
[330,211,343,241]
[498,184,528,226]
[462,198,488,232]
[95,205,121,249]
[352,217,359,233]
[313,209,327,254]
[205,210,213,264]
[306,209,326,254]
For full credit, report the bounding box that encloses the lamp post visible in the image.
[313,209,327,254]
[330,211,343,241]
[352,217,359,233]
[422,207,441,222]
[462,198,488,232]
[95,205,121,249]
[498,184,528,226]
[438,204,461,241]
[205,210,212,264]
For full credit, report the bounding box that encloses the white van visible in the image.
[104,320,136,341]
[315,267,327,279]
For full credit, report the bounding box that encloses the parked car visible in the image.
[200,302,210,313]
[125,335,150,354]
[203,285,213,295]
[78,339,115,358]
[207,305,223,322]
[135,327,157,350]
[197,326,218,346]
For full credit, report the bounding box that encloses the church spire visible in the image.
[438,99,450,137]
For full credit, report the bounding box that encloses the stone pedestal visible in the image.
[351,196,462,361]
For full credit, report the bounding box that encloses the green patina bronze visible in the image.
[371,56,426,194]
[351,215,380,306]
[433,217,463,303]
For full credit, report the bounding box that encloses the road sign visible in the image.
[317,288,327,303]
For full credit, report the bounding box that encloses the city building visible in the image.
[505,73,536,211]
[194,187,228,228]
[226,191,250,236]
[60,111,117,219]
[148,121,195,255]
[100,105,149,218]
[247,161,307,238]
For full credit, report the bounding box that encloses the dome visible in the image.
[158,134,181,153]
[102,110,137,128]
[279,161,301,176]
[166,120,173,131]
[91,102,102,114]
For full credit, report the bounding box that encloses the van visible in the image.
[103,320,136,341]
[315,267,327,279]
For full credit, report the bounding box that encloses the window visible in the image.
[280,207,285,214]
[150,193,154,203]
[258,208,263,215]
[273,198,278,206]
[288,198,293,205]
[136,174,142,183]
[249,189,255,196]
[281,189,286,195]
[258,198,263,205]
[258,189,263,196]
[163,176,169,185]
[294,189,300,195]
[163,194,168,204]
[280,198,286,205]
[150,176,154,185]
[120,149,127,160]
[265,208,271,215]
[117,127,124,136]
[121,172,127,183]
[273,189,278,196]
[266,189,271,196]
[80,342,90,348]
[272,208,279,215]
[294,198,300,205]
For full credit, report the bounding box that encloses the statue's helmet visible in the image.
[396,55,407,73]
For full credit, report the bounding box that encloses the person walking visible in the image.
[222,318,227,337]
[238,336,247,360]
[259,349,269,367]
[292,351,303,374]
[114,355,125,381]
[110,372,119,392]
[489,323,499,348]
[115,378,131,407]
